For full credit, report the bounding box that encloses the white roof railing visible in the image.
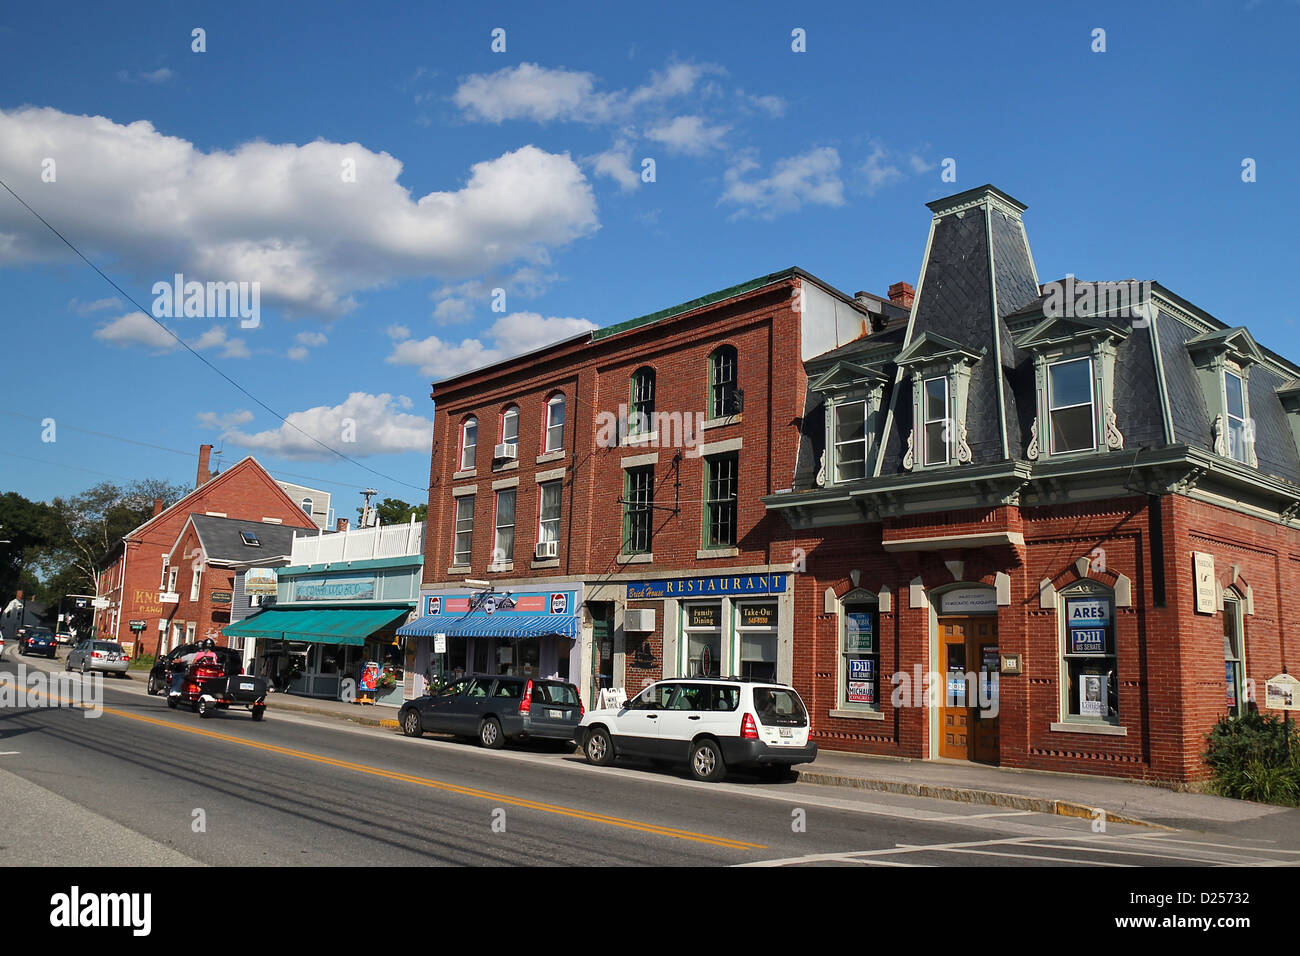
[290,517,424,566]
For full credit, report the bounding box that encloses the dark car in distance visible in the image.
[399,674,583,749]
[17,626,58,658]
[147,643,243,695]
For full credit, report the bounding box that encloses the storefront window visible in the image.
[736,601,777,682]
[1224,593,1245,716]
[841,601,879,710]
[1061,584,1118,722]
[683,602,722,677]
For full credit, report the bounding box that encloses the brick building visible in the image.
[93,446,321,654]
[402,184,1300,783]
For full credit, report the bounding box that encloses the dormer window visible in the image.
[1185,326,1261,468]
[894,332,981,472]
[1048,357,1096,453]
[809,360,888,486]
[1016,313,1127,461]
[922,376,950,465]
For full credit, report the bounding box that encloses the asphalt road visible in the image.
[3,651,1299,868]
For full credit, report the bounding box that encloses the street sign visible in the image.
[129,620,147,632]
[92,598,110,609]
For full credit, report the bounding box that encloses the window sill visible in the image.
[536,450,565,465]
[1049,721,1127,736]
[622,431,658,447]
[829,708,885,720]
[617,553,653,564]
[487,563,514,573]
[530,558,560,569]
[452,469,476,481]
[703,414,741,430]
[446,566,472,576]
[491,459,519,472]
[696,548,739,559]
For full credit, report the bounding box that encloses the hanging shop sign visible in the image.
[244,568,278,597]
[627,573,787,600]
[1193,552,1216,614]
[294,575,376,602]
[1264,673,1300,712]
[209,590,232,605]
[738,603,776,628]
[939,588,998,614]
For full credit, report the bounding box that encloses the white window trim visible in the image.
[1055,581,1123,729]
[1046,355,1098,455]
[922,375,951,466]
[835,588,882,715]
[1223,590,1248,717]
[460,418,478,472]
[545,394,565,453]
[190,568,202,602]
[831,397,869,484]
[452,496,475,567]
[538,480,562,546]
[492,488,516,568]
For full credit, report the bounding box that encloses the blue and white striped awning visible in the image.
[397,613,579,640]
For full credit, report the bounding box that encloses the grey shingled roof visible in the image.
[191,513,305,563]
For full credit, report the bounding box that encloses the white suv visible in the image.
[576,678,817,782]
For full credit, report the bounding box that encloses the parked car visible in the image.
[399,674,583,749]
[147,643,242,695]
[54,629,74,646]
[16,626,58,658]
[65,639,130,677]
[576,678,818,782]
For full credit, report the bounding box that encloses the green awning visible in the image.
[224,606,410,646]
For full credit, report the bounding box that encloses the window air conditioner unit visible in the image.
[494,443,518,460]
[624,609,656,632]
[535,540,558,559]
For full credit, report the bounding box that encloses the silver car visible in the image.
[65,639,130,677]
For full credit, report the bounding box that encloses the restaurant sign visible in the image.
[294,575,376,602]
[627,574,787,600]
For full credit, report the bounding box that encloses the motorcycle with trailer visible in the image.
[167,657,268,720]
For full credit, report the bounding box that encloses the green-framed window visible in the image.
[708,346,739,419]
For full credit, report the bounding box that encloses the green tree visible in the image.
[357,497,427,526]
[0,491,56,602]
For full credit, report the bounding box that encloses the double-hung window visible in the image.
[1223,593,1246,716]
[629,368,656,438]
[190,568,202,602]
[1048,357,1096,453]
[623,466,654,554]
[492,489,515,566]
[1224,370,1248,463]
[923,376,949,465]
[460,418,477,471]
[833,400,867,481]
[453,496,475,566]
[841,601,879,711]
[538,481,562,552]
[704,453,738,549]
[708,346,739,419]
[500,406,519,455]
[545,394,565,453]
[1061,584,1118,723]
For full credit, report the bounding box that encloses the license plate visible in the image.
[548,709,563,719]
[240,682,255,691]
[779,727,792,738]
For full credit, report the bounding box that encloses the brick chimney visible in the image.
[152,497,164,518]
[888,281,915,309]
[336,518,350,533]
[196,444,213,488]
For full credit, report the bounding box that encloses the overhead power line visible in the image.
[0,177,426,494]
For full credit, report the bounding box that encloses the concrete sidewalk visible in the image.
[797,749,1293,830]
[263,688,402,729]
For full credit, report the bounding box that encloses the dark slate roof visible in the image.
[191,514,304,563]
[879,188,1040,473]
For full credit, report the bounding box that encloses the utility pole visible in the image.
[360,488,379,528]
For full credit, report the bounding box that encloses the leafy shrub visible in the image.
[1204,712,1300,806]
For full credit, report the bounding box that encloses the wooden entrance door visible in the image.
[938,616,1000,764]
[939,620,970,759]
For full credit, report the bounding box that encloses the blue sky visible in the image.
[1,0,1297,516]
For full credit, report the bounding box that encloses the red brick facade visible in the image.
[94,457,318,655]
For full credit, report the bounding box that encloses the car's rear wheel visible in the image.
[689,738,727,782]
[147,675,159,695]
[197,698,213,718]
[584,727,614,766]
[251,706,265,722]
[166,695,178,709]
[401,709,423,737]
[479,717,505,749]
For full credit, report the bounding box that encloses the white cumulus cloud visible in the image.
[720,147,845,219]
[386,312,596,379]
[222,392,434,461]
[0,107,598,316]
